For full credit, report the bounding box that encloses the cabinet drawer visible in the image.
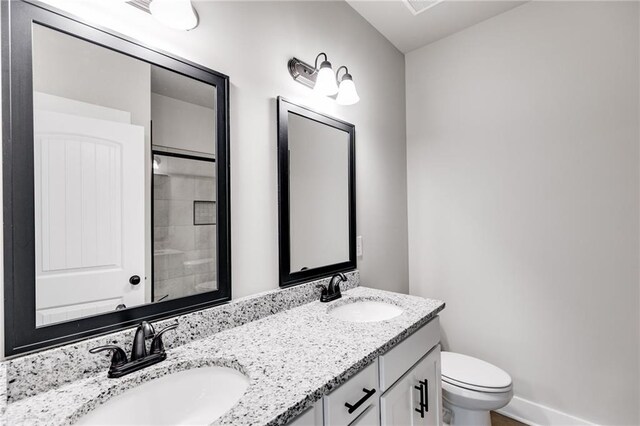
[349,401,379,426]
[324,360,379,425]
[378,316,440,392]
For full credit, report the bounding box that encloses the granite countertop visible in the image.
[4,287,445,426]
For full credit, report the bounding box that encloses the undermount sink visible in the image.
[329,300,403,323]
[76,366,249,425]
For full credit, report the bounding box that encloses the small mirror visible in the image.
[277,98,356,287]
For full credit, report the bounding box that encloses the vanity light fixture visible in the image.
[148,0,199,31]
[313,53,339,96]
[288,53,360,105]
[335,66,360,106]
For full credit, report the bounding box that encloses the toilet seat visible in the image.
[442,380,513,413]
[441,352,512,393]
[443,375,512,393]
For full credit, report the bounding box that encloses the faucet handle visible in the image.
[89,345,128,368]
[150,322,179,355]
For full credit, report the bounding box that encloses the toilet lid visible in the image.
[441,352,512,392]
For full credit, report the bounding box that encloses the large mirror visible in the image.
[277,97,356,287]
[3,1,230,355]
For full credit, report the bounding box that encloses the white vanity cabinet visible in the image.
[379,346,441,425]
[287,317,441,426]
[289,400,324,426]
[348,403,380,426]
[378,317,441,426]
[289,361,380,426]
[324,361,380,425]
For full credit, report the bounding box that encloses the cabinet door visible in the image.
[380,345,441,426]
[288,400,323,426]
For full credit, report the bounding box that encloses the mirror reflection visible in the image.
[153,154,217,302]
[288,112,350,272]
[32,23,218,327]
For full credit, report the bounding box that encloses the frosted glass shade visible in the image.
[314,62,339,96]
[336,77,360,105]
[150,0,199,31]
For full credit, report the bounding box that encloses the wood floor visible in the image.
[491,411,527,426]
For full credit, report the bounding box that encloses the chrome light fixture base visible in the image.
[288,57,318,89]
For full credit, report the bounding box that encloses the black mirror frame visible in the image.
[277,97,356,288]
[2,0,232,356]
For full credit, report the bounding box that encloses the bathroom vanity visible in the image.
[1,281,445,425]
[292,312,442,426]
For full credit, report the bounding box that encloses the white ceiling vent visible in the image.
[402,0,446,16]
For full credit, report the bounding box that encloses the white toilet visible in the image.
[441,352,513,426]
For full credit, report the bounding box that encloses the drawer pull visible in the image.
[345,388,376,414]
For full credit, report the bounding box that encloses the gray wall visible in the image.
[406,2,639,424]
[32,0,409,298]
[151,93,216,156]
[31,24,151,132]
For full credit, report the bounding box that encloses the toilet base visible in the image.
[443,400,491,426]
[441,378,512,426]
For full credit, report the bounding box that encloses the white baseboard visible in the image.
[497,396,597,426]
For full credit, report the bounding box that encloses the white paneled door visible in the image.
[34,110,146,326]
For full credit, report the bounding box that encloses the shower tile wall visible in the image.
[153,155,216,301]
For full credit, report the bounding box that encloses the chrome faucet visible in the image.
[318,273,347,302]
[90,320,178,378]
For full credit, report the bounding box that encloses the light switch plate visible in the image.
[356,236,363,257]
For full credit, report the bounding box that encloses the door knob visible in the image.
[129,275,141,285]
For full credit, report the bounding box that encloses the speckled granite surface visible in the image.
[4,272,359,403]
[0,363,6,417]
[3,286,444,426]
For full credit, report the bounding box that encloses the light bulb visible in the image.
[336,74,360,105]
[149,0,199,31]
[314,61,339,96]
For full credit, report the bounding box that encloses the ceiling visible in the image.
[346,0,527,53]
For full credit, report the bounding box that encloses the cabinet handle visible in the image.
[414,379,429,417]
[345,388,376,414]
[414,384,425,418]
[420,379,429,412]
